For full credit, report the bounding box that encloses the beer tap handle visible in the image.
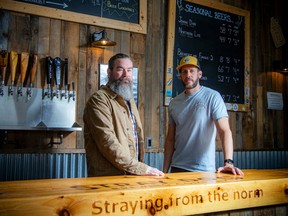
[30,54,38,86]
[54,57,61,86]
[20,52,29,84]
[10,51,18,86]
[0,50,8,96]
[72,81,75,101]
[46,56,53,86]
[9,51,18,96]
[54,57,62,98]
[0,50,8,83]
[63,58,68,99]
[45,56,53,98]
[18,52,29,96]
[27,54,38,98]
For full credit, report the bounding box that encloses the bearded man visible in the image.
[83,53,164,177]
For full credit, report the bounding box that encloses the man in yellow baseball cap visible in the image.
[163,55,244,176]
[176,55,201,71]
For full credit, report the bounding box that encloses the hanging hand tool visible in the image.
[53,57,62,99]
[0,50,8,96]
[8,51,18,96]
[26,54,38,98]
[17,52,29,97]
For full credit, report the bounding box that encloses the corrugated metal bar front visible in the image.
[145,151,164,171]
[230,150,288,169]
[1,151,287,181]
[0,153,87,181]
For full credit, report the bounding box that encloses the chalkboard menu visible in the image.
[2,0,146,33]
[15,0,139,24]
[164,0,250,112]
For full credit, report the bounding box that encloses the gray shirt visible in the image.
[168,86,228,172]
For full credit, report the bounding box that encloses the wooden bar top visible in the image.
[0,169,288,215]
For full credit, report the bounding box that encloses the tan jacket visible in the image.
[83,85,148,176]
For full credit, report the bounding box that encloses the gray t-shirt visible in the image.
[168,86,228,172]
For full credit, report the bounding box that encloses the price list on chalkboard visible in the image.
[15,0,139,24]
[165,0,250,111]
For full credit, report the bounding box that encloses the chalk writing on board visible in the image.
[102,0,138,19]
[15,0,139,24]
[172,0,245,105]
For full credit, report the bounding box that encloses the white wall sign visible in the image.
[267,91,283,110]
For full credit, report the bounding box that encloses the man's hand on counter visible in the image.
[216,164,244,175]
[145,167,165,176]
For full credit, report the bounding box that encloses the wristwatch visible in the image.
[224,159,234,165]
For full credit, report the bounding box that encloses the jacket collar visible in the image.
[101,85,135,105]
[101,85,118,99]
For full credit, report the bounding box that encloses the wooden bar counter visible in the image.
[0,169,288,215]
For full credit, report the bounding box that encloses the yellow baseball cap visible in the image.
[176,56,201,71]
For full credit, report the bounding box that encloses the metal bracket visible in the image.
[47,132,63,148]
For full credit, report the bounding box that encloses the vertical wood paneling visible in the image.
[236,113,244,149]
[256,86,264,147]
[158,0,166,149]
[131,33,146,130]
[37,17,50,88]
[120,31,130,55]
[143,0,165,149]
[37,17,50,55]
[151,0,161,148]
[77,24,88,149]
[57,22,80,149]
[143,0,153,146]
[86,48,103,98]
[102,29,117,63]
[0,11,9,51]
[29,16,39,55]
[11,14,19,52]
[274,72,285,148]
[49,19,61,58]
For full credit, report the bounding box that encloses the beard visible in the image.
[108,78,134,101]
[183,77,199,90]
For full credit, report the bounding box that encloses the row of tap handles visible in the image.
[0,50,75,101]
[0,50,34,97]
[43,56,75,101]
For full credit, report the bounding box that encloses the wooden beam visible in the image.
[0,169,287,215]
[0,0,147,34]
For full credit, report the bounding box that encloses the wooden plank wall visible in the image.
[0,0,287,153]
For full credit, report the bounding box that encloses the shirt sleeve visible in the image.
[211,90,228,120]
